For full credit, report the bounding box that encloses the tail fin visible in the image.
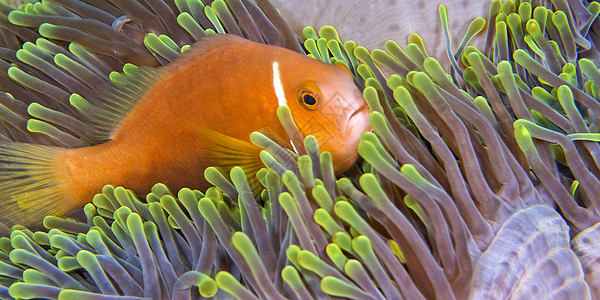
[0,142,73,228]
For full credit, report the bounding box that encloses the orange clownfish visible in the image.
[0,34,371,227]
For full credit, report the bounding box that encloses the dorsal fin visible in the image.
[168,34,248,70]
[70,34,248,143]
[70,64,162,142]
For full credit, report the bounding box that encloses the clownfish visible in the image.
[0,34,370,227]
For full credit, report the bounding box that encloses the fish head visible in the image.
[272,54,371,174]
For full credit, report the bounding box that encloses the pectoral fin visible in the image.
[198,127,265,196]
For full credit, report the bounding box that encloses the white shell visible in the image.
[469,205,590,299]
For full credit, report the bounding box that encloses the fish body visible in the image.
[0,34,370,226]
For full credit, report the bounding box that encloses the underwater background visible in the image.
[1,0,600,299]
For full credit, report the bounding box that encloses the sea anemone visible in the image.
[270,0,491,62]
[1,0,600,299]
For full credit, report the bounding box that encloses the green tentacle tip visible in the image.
[353,46,372,64]
[321,276,365,298]
[319,26,340,41]
[400,164,426,183]
[58,256,81,272]
[7,67,30,84]
[109,71,126,84]
[333,201,361,228]
[314,208,343,236]
[501,0,516,14]
[26,119,54,133]
[75,250,100,269]
[276,105,293,121]
[439,4,448,23]
[356,64,374,81]
[525,19,543,36]
[9,282,60,299]
[298,155,314,183]
[284,245,301,271]
[518,2,532,19]
[69,93,93,112]
[144,33,181,60]
[204,6,224,33]
[282,169,301,188]
[37,23,60,38]
[332,231,354,254]
[22,269,51,285]
[121,63,139,74]
[569,180,579,198]
[304,38,321,61]
[215,271,253,298]
[389,239,406,263]
[408,34,428,56]
[317,38,330,64]
[312,185,333,212]
[281,265,304,288]
[303,135,319,154]
[357,141,384,168]
[579,58,598,79]
[514,124,536,152]
[26,102,47,117]
[556,85,581,117]
[326,243,347,270]
[362,86,381,112]
[297,250,327,274]
[551,10,569,29]
[344,259,370,280]
[6,10,32,27]
[423,57,445,77]
[177,13,203,38]
[393,86,414,108]
[230,166,248,189]
[359,173,386,201]
[507,13,522,31]
[404,194,429,228]
[204,166,225,182]
[386,74,404,91]
[302,26,318,40]
[369,111,390,134]
[231,231,258,259]
[351,235,374,258]
[189,272,218,297]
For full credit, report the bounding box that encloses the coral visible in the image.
[1,0,600,299]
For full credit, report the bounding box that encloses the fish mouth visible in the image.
[346,102,370,136]
[320,102,370,174]
[349,103,369,120]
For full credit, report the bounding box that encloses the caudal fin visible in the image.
[0,142,74,228]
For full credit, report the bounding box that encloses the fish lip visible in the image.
[349,103,368,119]
[345,102,371,138]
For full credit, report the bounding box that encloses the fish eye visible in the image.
[297,86,321,110]
[303,94,317,105]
